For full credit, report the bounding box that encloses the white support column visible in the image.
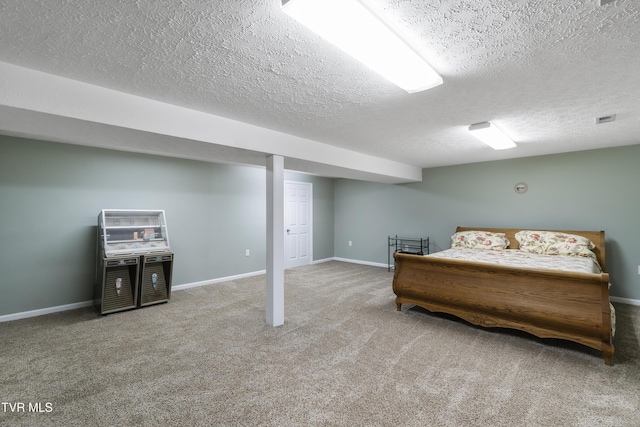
[266,155,285,326]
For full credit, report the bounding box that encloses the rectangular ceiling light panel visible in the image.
[468,122,516,150]
[281,0,443,93]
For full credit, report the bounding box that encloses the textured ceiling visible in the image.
[1,0,639,170]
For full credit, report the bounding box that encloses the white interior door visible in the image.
[284,181,312,269]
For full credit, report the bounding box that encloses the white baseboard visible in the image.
[3,263,637,322]
[332,257,388,269]
[0,301,94,323]
[311,257,335,264]
[610,296,640,307]
[0,271,269,323]
[172,270,266,291]
[332,258,640,305]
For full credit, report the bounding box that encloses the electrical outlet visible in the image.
[348,241,352,246]
[245,249,250,257]
[637,265,640,275]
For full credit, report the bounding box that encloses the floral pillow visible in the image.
[451,231,510,251]
[515,230,597,259]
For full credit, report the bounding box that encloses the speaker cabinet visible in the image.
[139,253,173,307]
[95,256,139,315]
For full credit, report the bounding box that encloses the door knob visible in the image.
[287,229,290,233]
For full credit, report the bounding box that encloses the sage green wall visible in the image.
[0,136,334,316]
[334,145,640,301]
[2,134,636,316]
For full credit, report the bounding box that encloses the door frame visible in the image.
[284,180,313,269]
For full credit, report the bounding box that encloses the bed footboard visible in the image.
[392,252,614,365]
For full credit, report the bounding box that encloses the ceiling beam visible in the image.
[0,61,422,184]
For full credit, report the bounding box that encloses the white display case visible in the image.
[95,209,174,314]
[98,209,170,257]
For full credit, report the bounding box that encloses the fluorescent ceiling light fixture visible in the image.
[281,0,443,93]
[468,122,516,150]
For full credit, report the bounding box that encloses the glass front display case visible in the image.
[98,209,170,257]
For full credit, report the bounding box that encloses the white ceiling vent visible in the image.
[596,114,616,124]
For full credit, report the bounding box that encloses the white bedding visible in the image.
[425,248,615,336]
[426,248,602,274]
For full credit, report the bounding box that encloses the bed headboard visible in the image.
[456,226,606,270]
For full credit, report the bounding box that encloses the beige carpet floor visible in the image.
[1,261,639,426]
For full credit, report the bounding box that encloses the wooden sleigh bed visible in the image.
[392,227,614,365]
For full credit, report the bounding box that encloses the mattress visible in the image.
[426,248,602,274]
